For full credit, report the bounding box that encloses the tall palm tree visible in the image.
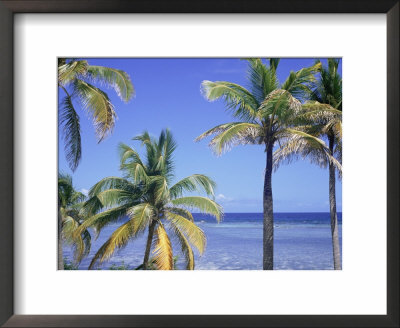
[58,58,135,171]
[58,173,91,270]
[274,59,342,269]
[78,129,222,270]
[196,58,332,270]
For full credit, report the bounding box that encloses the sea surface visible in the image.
[63,212,342,270]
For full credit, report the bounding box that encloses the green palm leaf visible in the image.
[87,65,135,102]
[89,176,137,197]
[281,63,321,99]
[201,80,259,121]
[58,60,88,86]
[196,122,262,155]
[166,212,206,254]
[171,196,223,222]
[167,219,195,269]
[88,220,135,269]
[169,174,216,199]
[73,79,116,142]
[127,203,156,235]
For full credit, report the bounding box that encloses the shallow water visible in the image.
[63,212,342,270]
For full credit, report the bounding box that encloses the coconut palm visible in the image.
[196,58,334,270]
[274,58,342,269]
[58,58,135,171]
[58,173,91,270]
[78,129,222,270]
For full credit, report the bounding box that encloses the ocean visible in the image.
[63,212,342,270]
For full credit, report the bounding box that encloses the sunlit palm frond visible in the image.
[88,220,135,269]
[281,63,321,100]
[274,129,342,174]
[171,196,223,222]
[165,207,194,222]
[167,219,195,269]
[87,65,135,102]
[59,96,81,171]
[73,79,116,142]
[58,60,88,86]
[201,80,259,121]
[152,222,173,270]
[169,174,216,199]
[127,203,156,235]
[196,122,262,155]
[166,212,206,254]
[62,213,91,265]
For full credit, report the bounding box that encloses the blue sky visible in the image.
[58,58,342,212]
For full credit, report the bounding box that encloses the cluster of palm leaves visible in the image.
[59,130,222,270]
[58,173,91,269]
[58,58,135,171]
[197,58,342,270]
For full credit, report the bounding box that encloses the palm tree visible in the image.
[58,58,135,171]
[78,129,222,270]
[58,173,91,270]
[274,59,342,269]
[196,58,332,270]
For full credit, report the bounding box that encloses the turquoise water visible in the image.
[63,212,342,270]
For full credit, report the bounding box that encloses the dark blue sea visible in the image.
[63,212,342,270]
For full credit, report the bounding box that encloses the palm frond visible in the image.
[152,222,173,270]
[127,203,156,235]
[73,79,116,142]
[258,89,302,125]
[201,80,259,121]
[88,220,135,269]
[62,215,91,264]
[281,62,321,99]
[89,177,136,197]
[274,129,342,174]
[167,218,195,269]
[165,207,194,222]
[59,96,81,171]
[245,58,279,104]
[166,212,206,254]
[58,60,88,86]
[95,189,138,208]
[171,196,223,222]
[196,122,262,155]
[78,204,130,237]
[169,174,216,199]
[87,65,135,102]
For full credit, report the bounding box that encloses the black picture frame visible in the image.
[0,1,398,327]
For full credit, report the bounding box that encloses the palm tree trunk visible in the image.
[143,220,157,270]
[328,136,341,270]
[58,203,64,270]
[263,142,274,270]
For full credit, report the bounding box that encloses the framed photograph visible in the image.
[1,1,398,327]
